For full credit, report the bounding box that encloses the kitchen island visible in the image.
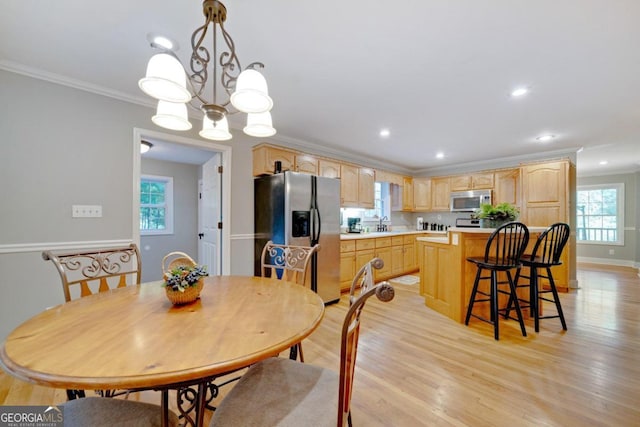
[417,226,573,323]
[340,230,443,291]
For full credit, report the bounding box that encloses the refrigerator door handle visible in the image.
[311,207,321,245]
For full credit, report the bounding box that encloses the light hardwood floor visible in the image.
[1,263,639,426]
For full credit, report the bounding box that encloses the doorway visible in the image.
[132,128,232,277]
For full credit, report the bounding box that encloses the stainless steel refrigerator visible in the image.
[254,171,341,304]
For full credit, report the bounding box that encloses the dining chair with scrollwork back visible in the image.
[260,240,320,362]
[260,240,320,285]
[210,257,394,427]
[42,243,141,303]
[42,243,142,400]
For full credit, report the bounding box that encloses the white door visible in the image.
[198,154,221,275]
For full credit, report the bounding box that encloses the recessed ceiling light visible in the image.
[599,160,608,165]
[379,128,390,138]
[436,152,444,159]
[147,33,178,51]
[511,87,529,97]
[536,134,556,142]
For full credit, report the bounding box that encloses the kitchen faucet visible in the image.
[378,216,389,232]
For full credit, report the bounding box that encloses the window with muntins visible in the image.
[576,183,624,245]
[140,175,174,235]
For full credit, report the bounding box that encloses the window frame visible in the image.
[576,183,624,246]
[140,174,174,236]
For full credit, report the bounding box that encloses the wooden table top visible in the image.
[0,276,325,390]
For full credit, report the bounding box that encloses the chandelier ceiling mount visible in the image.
[138,0,275,141]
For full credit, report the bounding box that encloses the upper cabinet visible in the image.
[319,159,341,178]
[450,172,494,191]
[520,160,572,226]
[252,144,295,176]
[340,164,359,206]
[340,164,375,208]
[294,154,318,175]
[413,178,431,211]
[402,177,414,211]
[376,170,403,186]
[493,168,520,206]
[358,167,375,208]
[431,178,451,211]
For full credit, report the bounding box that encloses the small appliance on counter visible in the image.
[347,217,362,233]
[455,218,481,228]
[416,217,424,230]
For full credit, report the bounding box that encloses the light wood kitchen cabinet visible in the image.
[294,154,318,175]
[520,160,570,226]
[402,177,414,211]
[520,159,575,292]
[391,236,405,276]
[376,170,403,186]
[252,144,296,176]
[340,164,359,206]
[403,234,418,271]
[493,168,520,206]
[431,177,451,211]
[419,241,455,318]
[319,159,341,178]
[413,178,431,211]
[358,167,375,208]
[355,249,375,280]
[450,172,495,191]
[340,165,375,208]
[339,240,356,292]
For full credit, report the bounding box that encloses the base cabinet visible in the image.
[420,242,456,319]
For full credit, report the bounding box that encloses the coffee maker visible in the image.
[347,217,362,233]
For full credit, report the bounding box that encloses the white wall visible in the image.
[0,70,259,340]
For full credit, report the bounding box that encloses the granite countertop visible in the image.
[340,230,447,240]
[448,226,549,233]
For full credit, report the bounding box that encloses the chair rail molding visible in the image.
[0,240,134,255]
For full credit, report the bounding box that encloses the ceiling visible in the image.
[2,0,639,176]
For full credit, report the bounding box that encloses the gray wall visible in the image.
[576,172,639,266]
[140,158,199,283]
[0,70,258,340]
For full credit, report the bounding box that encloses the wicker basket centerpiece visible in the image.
[162,252,208,305]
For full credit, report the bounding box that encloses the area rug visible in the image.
[389,275,420,286]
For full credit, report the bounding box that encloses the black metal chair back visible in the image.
[528,223,570,266]
[481,222,530,269]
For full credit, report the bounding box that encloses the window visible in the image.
[363,182,390,220]
[576,183,624,245]
[140,175,174,235]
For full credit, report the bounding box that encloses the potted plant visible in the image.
[476,202,520,228]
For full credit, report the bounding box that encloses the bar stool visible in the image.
[506,223,570,332]
[464,222,529,340]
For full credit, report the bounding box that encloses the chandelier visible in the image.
[138,0,275,141]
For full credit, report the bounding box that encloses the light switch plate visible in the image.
[72,205,102,218]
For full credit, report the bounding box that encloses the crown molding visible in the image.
[0,60,155,109]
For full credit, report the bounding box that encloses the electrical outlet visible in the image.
[72,205,103,218]
[609,249,615,255]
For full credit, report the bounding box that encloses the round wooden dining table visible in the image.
[0,275,326,426]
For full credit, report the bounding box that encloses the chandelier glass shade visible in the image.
[138,0,275,141]
[152,100,192,131]
[244,112,276,137]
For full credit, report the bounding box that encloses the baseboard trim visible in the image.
[577,256,638,269]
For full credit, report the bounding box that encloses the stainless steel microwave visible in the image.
[450,190,492,212]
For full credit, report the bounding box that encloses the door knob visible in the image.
[198,233,204,239]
